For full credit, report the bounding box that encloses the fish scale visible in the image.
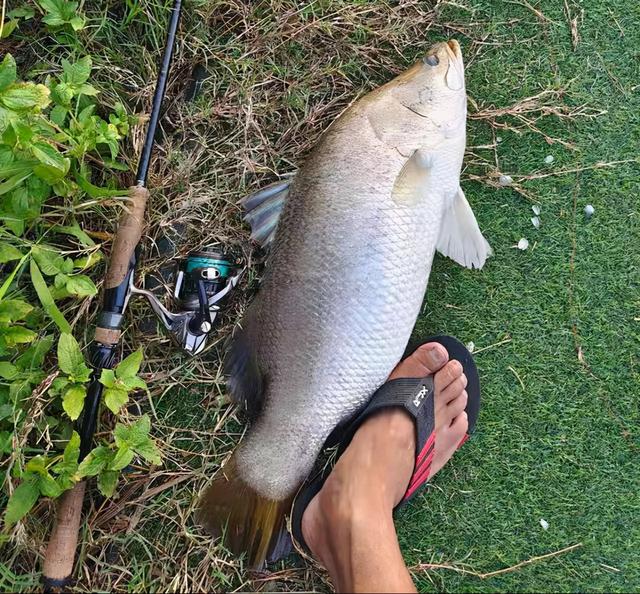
[198,39,492,567]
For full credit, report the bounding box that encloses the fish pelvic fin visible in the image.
[240,178,291,249]
[197,454,293,568]
[224,319,265,420]
[437,186,492,269]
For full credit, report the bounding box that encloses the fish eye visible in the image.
[424,54,439,66]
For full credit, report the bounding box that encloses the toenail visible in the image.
[427,345,447,366]
[449,360,463,375]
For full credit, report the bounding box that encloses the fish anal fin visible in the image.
[437,187,492,270]
[241,178,292,249]
[224,320,265,420]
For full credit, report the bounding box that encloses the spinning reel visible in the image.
[132,247,241,356]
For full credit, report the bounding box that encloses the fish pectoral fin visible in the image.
[391,149,434,205]
[240,177,292,248]
[437,187,492,270]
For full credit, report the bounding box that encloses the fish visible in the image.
[198,39,491,566]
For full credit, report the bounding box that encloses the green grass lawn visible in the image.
[6,0,638,592]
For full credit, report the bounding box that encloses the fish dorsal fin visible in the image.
[240,179,292,248]
[391,150,434,206]
[437,187,492,269]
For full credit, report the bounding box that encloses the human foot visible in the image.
[299,342,470,591]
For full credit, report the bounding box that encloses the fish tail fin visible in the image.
[240,179,291,248]
[437,187,492,270]
[197,455,292,567]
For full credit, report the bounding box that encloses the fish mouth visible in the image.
[444,39,465,91]
[446,39,462,59]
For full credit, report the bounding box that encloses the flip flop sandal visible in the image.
[289,335,481,556]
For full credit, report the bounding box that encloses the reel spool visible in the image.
[132,247,241,356]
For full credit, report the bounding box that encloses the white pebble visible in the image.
[544,155,554,164]
[499,174,513,186]
[466,341,475,353]
[532,205,541,215]
[531,216,541,229]
[496,136,503,143]
[517,238,529,250]
[584,204,595,218]
[540,518,549,531]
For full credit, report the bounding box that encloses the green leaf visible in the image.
[65,274,97,297]
[4,474,39,528]
[133,439,161,466]
[49,104,67,126]
[0,83,50,110]
[0,361,18,379]
[104,386,128,414]
[25,455,47,475]
[1,325,36,346]
[8,7,35,19]
[57,333,87,377]
[69,15,85,30]
[110,445,133,471]
[0,404,13,420]
[116,349,143,380]
[15,335,54,370]
[77,445,111,478]
[51,222,95,247]
[32,245,66,276]
[97,470,117,497]
[0,299,32,324]
[53,430,80,478]
[62,384,85,420]
[0,253,28,300]
[122,376,147,391]
[30,260,71,333]
[75,172,124,198]
[0,20,19,39]
[126,415,151,446]
[0,429,12,453]
[38,472,62,497]
[0,242,23,263]
[0,171,30,196]
[58,332,91,381]
[0,54,17,92]
[99,368,116,389]
[31,142,69,175]
[62,57,91,85]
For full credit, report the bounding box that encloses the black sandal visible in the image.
[289,335,481,555]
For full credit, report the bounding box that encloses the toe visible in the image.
[446,390,468,419]
[389,342,449,379]
[439,373,467,404]
[450,411,469,434]
[434,360,463,393]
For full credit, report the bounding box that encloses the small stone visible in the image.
[517,238,529,250]
[544,155,554,164]
[466,341,475,353]
[499,174,513,186]
[532,205,541,216]
[540,518,549,531]
[531,216,541,229]
[584,204,595,218]
[496,136,503,143]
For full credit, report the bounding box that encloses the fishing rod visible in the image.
[40,0,238,588]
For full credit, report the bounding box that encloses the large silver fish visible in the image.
[199,39,491,566]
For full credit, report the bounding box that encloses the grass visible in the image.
[5,0,639,591]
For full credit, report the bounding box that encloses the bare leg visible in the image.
[301,342,469,593]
